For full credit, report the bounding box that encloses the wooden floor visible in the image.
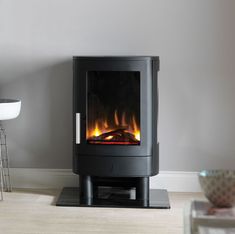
[0,189,204,234]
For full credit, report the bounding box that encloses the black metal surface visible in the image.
[73,56,159,62]
[56,187,170,209]
[73,56,159,177]
[79,175,93,205]
[136,177,149,204]
[74,155,154,177]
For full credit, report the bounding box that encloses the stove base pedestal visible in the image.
[56,187,170,209]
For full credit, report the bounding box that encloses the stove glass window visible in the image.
[86,71,140,145]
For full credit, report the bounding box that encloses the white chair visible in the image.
[0,99,21,200]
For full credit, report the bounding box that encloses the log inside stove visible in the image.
[88,128,139,144]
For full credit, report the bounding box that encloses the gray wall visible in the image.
[0,0,235,170]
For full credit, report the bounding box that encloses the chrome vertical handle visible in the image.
[76,113,80,144]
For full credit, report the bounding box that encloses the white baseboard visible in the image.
[10,168,202,192]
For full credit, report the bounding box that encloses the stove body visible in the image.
[73,56,159,206]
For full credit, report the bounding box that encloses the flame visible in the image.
[87,110,140,143]
[93,122,102,137]
[114,109,119,125]
[104,118,108,129]
[132,115,140,141]
[105,135,114,140]
[121,112,127,126]
[132,115,138,131]
[134,131,140,141]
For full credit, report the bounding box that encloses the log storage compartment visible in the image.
[56,56,170,209]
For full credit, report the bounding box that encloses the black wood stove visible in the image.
[56,56,170,209]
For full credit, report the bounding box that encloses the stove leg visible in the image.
[79,175,93,205]
[136,177,149,206]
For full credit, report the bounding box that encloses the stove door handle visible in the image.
[76,113,80,144]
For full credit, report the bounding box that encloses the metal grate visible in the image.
[0,123,12,197]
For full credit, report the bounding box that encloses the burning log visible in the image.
[88,128,139,144]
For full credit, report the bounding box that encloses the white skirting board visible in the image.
[10,168,202,192]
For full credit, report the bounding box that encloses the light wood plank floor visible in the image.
[0,189,204,234]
